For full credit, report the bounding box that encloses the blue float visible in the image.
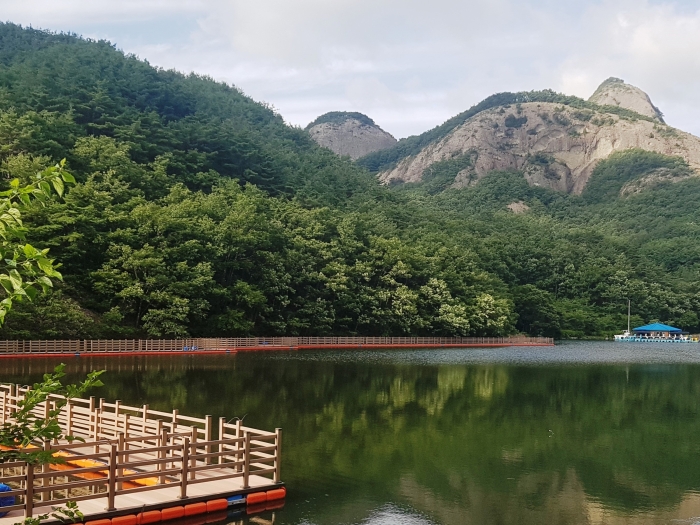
[0,483,15,517]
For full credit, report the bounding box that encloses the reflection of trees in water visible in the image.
[4,356,700,522]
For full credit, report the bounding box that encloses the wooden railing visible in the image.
[0,385,281,518]
[0,336,553,355]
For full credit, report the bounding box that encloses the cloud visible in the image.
[554,1,700,131]
[0,1,202,25]
[2,0,700,138]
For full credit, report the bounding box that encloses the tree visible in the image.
[0,161,74,325]
[512,285,562,338]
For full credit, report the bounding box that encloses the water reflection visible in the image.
[3,343,700,524]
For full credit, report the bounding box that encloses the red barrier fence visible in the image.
[0,336,553,355]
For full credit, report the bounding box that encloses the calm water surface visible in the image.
[4,341,700,525]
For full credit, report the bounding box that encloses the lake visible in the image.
[4,341,700,525]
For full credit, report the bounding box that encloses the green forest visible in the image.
[0,23,698,339]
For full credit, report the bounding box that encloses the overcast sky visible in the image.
[2,0,700,138]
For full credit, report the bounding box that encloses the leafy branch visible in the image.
[0,160,75,325]
[0,364,104,465]
[18,501,83,525]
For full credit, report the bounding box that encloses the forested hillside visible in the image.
[0,23,698,339]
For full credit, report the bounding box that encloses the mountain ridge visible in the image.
[362,79,699,194]
[0,22,699,340]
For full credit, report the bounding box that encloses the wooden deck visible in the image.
[0,473,278,525]
[0,386,283,523]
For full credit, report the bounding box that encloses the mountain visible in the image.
[1,23,699,341]
[589,77,664,122]
[371,80,700,194]
[306,112,397,160]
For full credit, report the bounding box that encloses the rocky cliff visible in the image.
[589,77,664,122]
[378,80,700,194]
[307,112,397,160]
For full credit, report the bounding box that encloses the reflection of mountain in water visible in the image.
[5,350,700,524]
[401,473,700,525]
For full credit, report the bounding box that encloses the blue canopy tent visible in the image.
[633,323,684,334]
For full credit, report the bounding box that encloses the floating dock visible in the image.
[0,386,283,524]
[0,336,554,359]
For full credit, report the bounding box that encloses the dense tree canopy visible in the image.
[0,23,698,339]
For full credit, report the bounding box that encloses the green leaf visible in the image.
[9,269,23,291]
[37,276,54,288]
[51,178,65,198]
[37,257,57,276]
[23,244,39,257]
[25,285,37,301]
[0,275,13,294]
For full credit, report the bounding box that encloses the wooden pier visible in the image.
[0,336,554,358]
[0,385,283,524]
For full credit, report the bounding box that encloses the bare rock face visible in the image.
[307,112,397,160]
[507,201,530,213]
[589,77,664,123]
[379,81,700,194]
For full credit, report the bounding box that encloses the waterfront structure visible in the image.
[0,336,554,358]
[0,386,284,524]
[614,323,698,343]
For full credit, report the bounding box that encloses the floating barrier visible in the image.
[0,336,554,358]
[73,492,286,525]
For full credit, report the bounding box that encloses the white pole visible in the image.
[627,299,631,333]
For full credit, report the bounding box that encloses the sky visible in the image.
[2,0,700,139]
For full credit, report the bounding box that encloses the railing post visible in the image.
[204,415,212,465]
[159,428,167,485]
[243,431,251,489]
[117,432,125,491]
[93,408,101,453]
[274,428,282,484]
[25,462,34,518]
[190,426,197,480]
[218,417,226,465]
[106,443,117,511]
[0,389,5,424]
[66,400,73,438]
[41,441,50,501]
[235,419,242,472]
[179,437,189,500]
[9,385,16,416]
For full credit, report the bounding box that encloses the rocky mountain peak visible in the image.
[378,82,700,194]
[307,112,397,160]
[588,77,664,123]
